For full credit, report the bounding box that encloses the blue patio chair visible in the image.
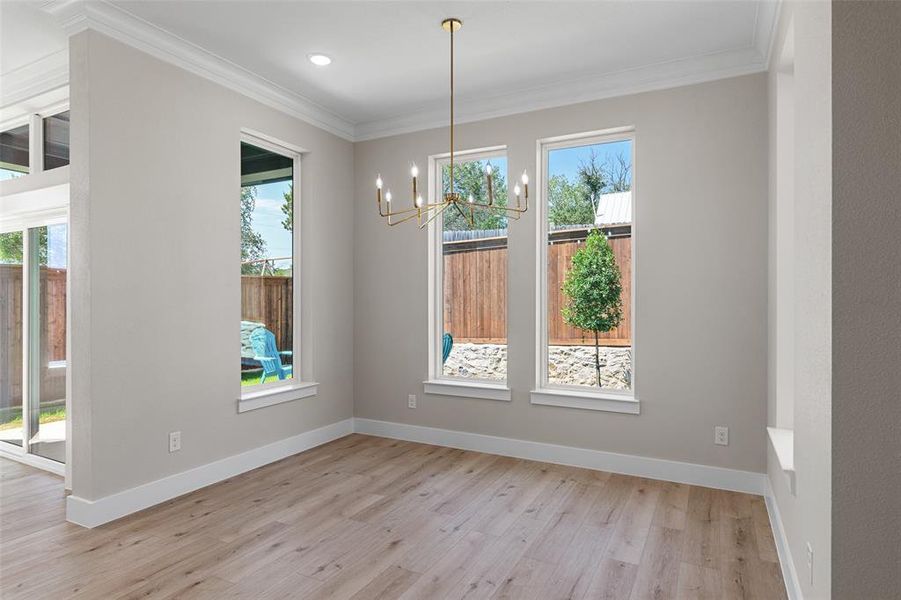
[250,328,293,384]
[442,333,453,364]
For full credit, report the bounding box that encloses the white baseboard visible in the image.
[64,416,768,529]
[353,418,766,495]
[765,478,804,600]
[66,418,353,528]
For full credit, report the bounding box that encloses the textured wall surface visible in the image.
[831,1,901,597]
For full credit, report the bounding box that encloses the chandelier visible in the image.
[375,18,529,228]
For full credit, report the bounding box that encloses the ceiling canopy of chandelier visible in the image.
[375,18,529,228]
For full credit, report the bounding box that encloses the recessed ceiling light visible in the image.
[308,54,332,67]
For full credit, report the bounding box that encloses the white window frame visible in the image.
[0,102,70,200]
[532,127,640,414]
[425,145,511,402]
[237,131,317,412]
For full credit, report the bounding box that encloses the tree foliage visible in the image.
[0,229,48,264]
[548,175,593,227]
[548,149,632,228]
[441,159,508,231]
[281,183,293,232]
[241,185,267,274]
[561,229,624,386]
[577,148,607,217]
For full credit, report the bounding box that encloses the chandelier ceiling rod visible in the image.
[447,17,458,201]
[374,17,529,229]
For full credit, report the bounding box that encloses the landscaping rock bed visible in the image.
[443,343,632,389]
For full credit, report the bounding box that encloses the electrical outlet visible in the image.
[714,426,729,446]
[408,394,417,409]
[168,431,181,453]
[806,542,814,586]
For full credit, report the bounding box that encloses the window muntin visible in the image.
[435,153,508,383]
[542,134,634,393]
[0,124,29,180]
[43,111,70,171]
[240,141,296,389]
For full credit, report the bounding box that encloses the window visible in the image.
[239,139,297,393]
[0,109,70,180]
[534,130,637,412]
[43,111,70,171]
[0,124,29,180]
[427,149,510,399]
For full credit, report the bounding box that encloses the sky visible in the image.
[248,180,293,266]
[548,139,632,183]
[47,224,67,269]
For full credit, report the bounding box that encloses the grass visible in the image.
[0,406,67,431]
[241,370,263,386]
[241,369,293,387]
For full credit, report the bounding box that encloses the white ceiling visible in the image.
[2,1,779,140]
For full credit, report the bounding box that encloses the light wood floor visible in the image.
[0,434,786,599]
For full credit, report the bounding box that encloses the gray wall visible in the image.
[68,31,354,500]
[832,1,901,597]
[766,2,834,597]
[354,74,769,473]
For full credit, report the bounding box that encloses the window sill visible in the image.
[238,381,319,413]
[530,388,639,414]
[767,426,795,494]
[423,379,511,402]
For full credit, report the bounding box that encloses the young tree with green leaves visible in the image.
[560,229,624,387]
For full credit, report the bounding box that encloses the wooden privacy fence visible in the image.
[0,265,67,407]
[443,230,632,346]
[241,275,293,352]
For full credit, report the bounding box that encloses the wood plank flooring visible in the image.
[0,434,786,599]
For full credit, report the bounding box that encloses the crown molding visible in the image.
[34,0,780,143]
[0,49,69,110]
[353,45,769,142]
[40,0,356,141]
[754,0,783,68]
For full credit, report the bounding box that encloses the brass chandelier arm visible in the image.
[387,211,423,226]
[417,202,453,230]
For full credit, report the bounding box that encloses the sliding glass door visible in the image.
[0,224,67,465]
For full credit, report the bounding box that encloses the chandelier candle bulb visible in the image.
[376,175,382,189]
